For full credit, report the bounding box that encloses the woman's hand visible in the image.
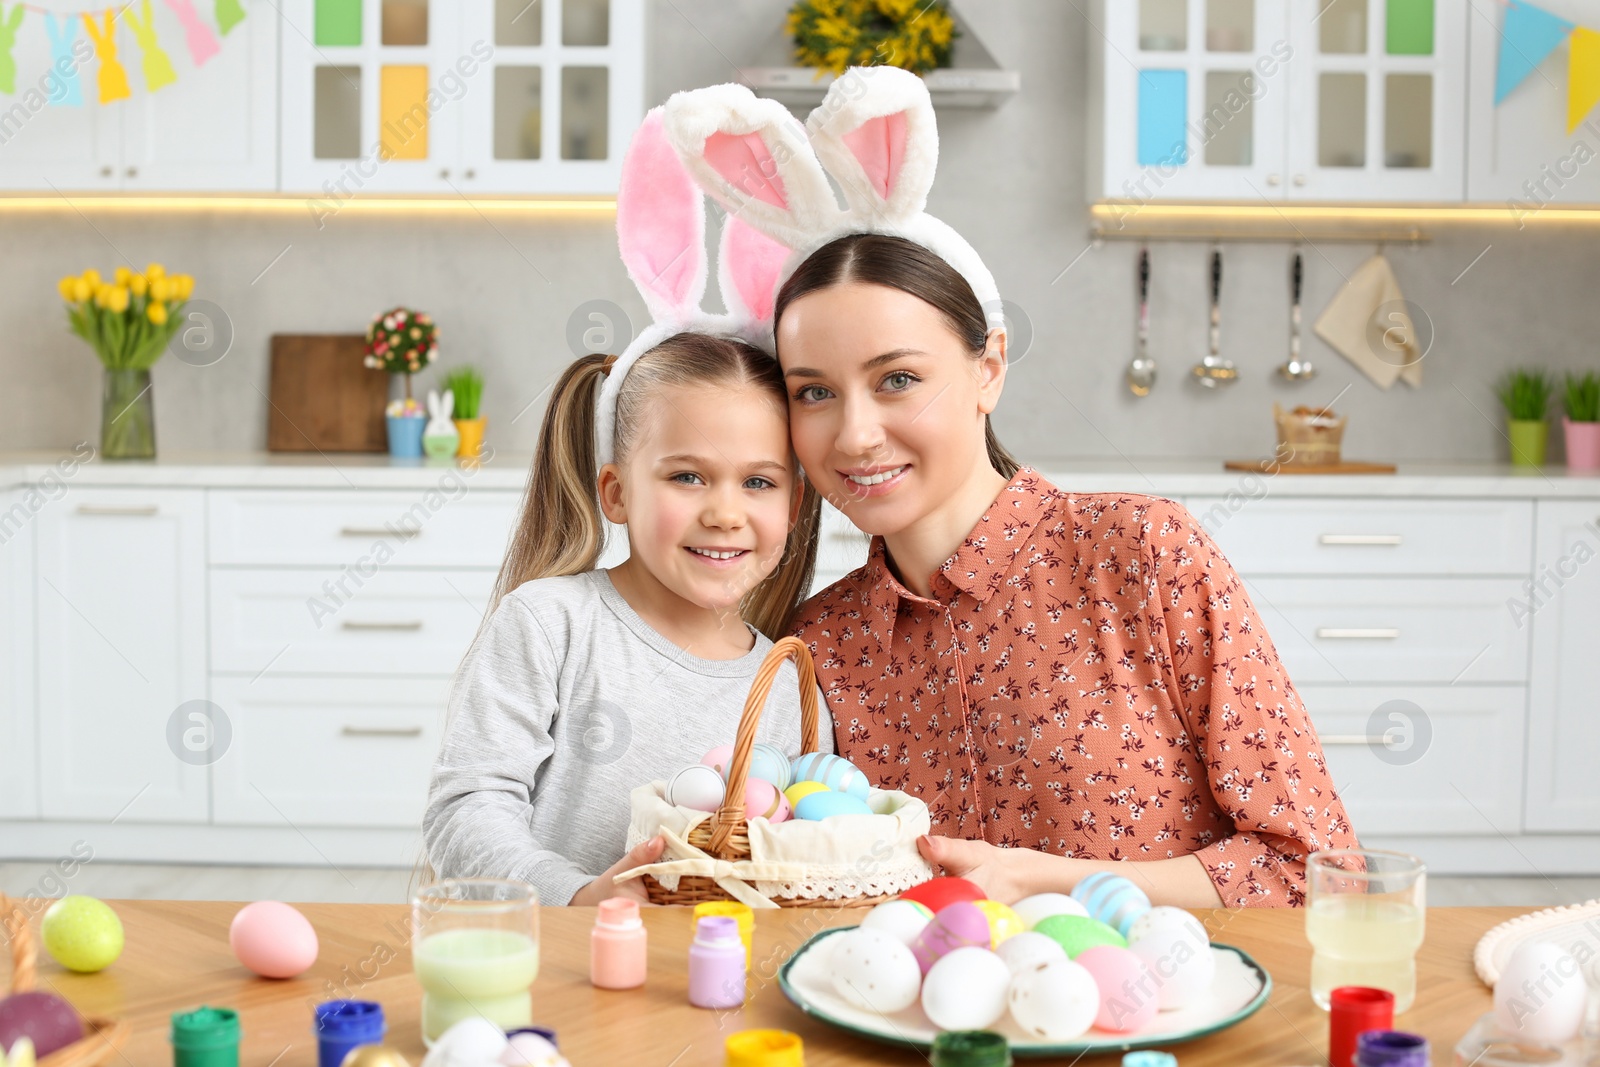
[569,836,666,907]
[916,834,1054,905]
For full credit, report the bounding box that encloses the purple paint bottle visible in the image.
[1356,1030,1430,1067]
[689,915,746,1009]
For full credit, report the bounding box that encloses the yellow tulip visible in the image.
[177,275,195,300]
[130,274,148,297]
[72,278,91,303]
[82,268,102,287]
[146,262,165,281]
[150,278,171,302]
[58,276,77,301]
[109,286,129,313]
[114,265,132,285]
[147,301,167,326]
[92,286,108,309]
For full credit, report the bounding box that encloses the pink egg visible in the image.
[910,901,992,975]
[743,778,790,822]
[229,900,318,979]
[701,745,736,777]
[1075,944,1158,1033]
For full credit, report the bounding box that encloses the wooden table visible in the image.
[1,902,1516,1065]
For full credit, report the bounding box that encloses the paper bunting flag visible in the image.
[1496,0,1575,104]
[125,0,178,92]
[163,0,221,67]
[1571,27,1600,131]
[81,8,131,104]
[0,3,23,95]
[215,0,245,36]
[44,13,84,105]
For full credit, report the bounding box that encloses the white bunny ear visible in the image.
[440,388,454,418]
[807,66,937,225]
[664,83,841,251]
[617,107,707,323]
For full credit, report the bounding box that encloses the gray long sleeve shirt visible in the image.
[423,568,833,905]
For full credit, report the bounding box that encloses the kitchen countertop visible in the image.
[4,449,1600,497]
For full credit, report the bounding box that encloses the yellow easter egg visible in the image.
[784,781,829,809]
[973,899,1025,948]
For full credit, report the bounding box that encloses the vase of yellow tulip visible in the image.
[59,263,194,459]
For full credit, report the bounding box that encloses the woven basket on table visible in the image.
[642,636,897,909]
[1,895,130,1067]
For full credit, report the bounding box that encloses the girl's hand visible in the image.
[916,834,1052,905]
[569,836,666,907]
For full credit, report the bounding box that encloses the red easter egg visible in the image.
[899,876,985,914]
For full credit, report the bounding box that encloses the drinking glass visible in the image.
[412,878,540,1045]
[1305,848,1426,1013]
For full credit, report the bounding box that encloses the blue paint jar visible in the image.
[314,1000,385,1067]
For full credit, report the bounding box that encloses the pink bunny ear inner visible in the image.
[721,217,788,324]
[703,130,789,210]
[840,111,908,201]
[617,110,703,313]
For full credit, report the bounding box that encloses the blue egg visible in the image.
[788,753,870,800]
[1070,871,1151,938]
[794,791,874,820]
[745,743,793,790]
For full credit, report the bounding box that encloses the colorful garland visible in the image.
[787,0,957,77]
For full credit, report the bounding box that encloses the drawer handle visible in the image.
[1319,534,1403,546]
[340,620,424,631]
[341,725,424,738]
[1316,627,1402,640]
[77,505,159,516]
[341,526,420,539]
[827,530,866,543]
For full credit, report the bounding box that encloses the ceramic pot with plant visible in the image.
[364,306,438,456]
[1562,371,1600,472]
[1498,368,1552,467]
[444,365,486,459]
[59,263,195,460]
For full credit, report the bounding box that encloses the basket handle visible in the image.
[1,894,36,993]
[709,636,821,853]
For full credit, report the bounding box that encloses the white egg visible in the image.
[921,947,1011,1031]
[1128,905,1210,949]
[1012,892,1089,930]
[666,764,726,812]
[1008,957,1101,1041]
[1494,941,1588,1044]
[1129,920,1216,1010]
[421,1018,508,1067]
[500,1033,566,1066]
[859,900,933,948]
[828,927,923,1014]
[995,930,1070,975]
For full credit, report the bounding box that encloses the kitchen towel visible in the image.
[1314,253,1423,389]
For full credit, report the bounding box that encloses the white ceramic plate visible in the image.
[1474,897,1600,987]
[779,926,1272,1058]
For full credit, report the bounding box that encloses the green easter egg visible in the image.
[1033,913,1127,958]
[41,895,124,973]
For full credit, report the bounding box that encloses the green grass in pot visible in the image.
[1564,371,1600,423]
[1497,368,1553,422]
[444,366,484,420]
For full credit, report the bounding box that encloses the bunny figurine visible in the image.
[422,388,460,460]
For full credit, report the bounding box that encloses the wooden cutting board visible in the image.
[267,334,388,453]
[1224,460,1397,474]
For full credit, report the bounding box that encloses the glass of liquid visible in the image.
[1305,848,1426,1014]
[412,878,540,1045]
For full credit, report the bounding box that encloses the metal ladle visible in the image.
[1126,247,1156,396]
[1191,247,1237,388]
[1278,250,1317,381]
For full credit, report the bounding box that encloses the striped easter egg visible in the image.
[1069,871,1151,938]
[787,753,871,799]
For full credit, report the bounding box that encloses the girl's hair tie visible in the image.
[600,353,620,375]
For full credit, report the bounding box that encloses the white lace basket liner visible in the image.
[615,636,933,910]
[1473,896,1600,987]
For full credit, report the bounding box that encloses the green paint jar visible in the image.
[170,1005,241,1067]
[931,1030,1012,1067]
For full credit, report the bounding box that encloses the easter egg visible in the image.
[995,930,1069,975]
[666,764,726,812]
[1008,957,1101,1041]
[1033,914,1127,958]
[1071,872,1151,938]
[746,743,793,790]
[1013,891,1090,930]
[783,781,829,810]
[971,900,1025,948]
[827,928,922,1014]
[787,753,870,799]
[1127,905,1208,949]
[41,895,124,973]
[229,900,319,979]
[1129,919,1215,1011]
[921,947,1011,1031]
[743,778,789,822]
[859,899,934,947]
[700,745,735,776]
[1076,945,1159,1033]
[1495,942,1588,1044]
[910,901,992,975]
[500,1031,564,1066]
[341,1049,412,1067]
[793,791,873,820]
[0,991,83,1058]
[899,876,985,914]
[421,1018,506,1067]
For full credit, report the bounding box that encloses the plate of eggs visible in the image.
[778,873,1271,1056]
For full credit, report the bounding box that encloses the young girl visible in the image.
[422,111,831,907]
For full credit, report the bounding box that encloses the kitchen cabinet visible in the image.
[279,0,644,195]
[0,490,38,819]
[34,489,209,823]
[1089,0,1467,202]
[0,0,278,192]
[1524,499,1600,832]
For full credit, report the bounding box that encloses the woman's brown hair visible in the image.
[773,233,1019,480]
[488,331,821,641]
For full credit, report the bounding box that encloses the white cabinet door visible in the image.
[0,16,120,191]
[1525,500,1600,831]
[1466,0,1600,204]
[36,489,209,822]
[0,490,39,818]
[122,0,280,191]
[1286,0,1467,201]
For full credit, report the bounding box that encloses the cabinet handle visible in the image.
[341,725,424,738]
[100,165,113,178]
[1316,627,1401,640]
[439,167,451,179]
[1321,733,1394,746]
[340,526,419,539]
[341,620,424,631]
[1266,173,1281,186]
[125,166,138,178]
[1319,534,1402,546]
[827,530,865,543]
[77,504,158,516]
[1293,174,1307,186]
[464,168,476,179]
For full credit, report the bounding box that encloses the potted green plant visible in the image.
[1497,368,1553,467]
[364,306,438,458]
[444,366,485,459]
[1563,371,1600,472]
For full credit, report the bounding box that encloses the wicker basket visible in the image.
[1,895,130,1067]
[641,637,897,909]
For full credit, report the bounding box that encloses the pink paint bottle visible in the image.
[689,915,746,1009]
[590,898,647,990]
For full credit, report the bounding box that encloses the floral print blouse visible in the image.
[791,468,1359,907]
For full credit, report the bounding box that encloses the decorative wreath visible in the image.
[787,0,958,77]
